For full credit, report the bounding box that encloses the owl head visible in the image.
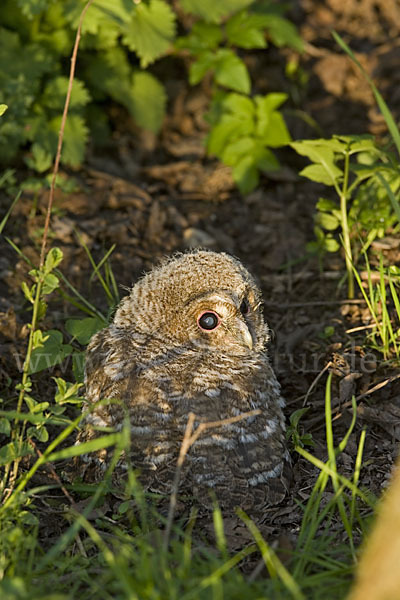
[114,250,269,356]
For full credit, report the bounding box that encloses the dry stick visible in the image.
[163,409,262,551]
[29,439,88,558]
[39,0,94,269]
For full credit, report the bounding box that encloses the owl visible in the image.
[77,250,290,513]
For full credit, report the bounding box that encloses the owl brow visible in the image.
[183,289,236,307]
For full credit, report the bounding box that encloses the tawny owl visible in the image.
[77,250,290,513]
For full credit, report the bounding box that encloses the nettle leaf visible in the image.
[262,15,303,51]
[128,71,167,133]
[25,143,53,173]
[54,114,89,167]
[42,77,91,112]
[214,49,250,94]
[29,330,73,374]
[17,0,51,18]
[189,51,217,85]
[63,0,132,34]
[180,0,253,23]
[291,139,346,162]
[66,316,105,346]
[225,11,267,49]
[232,155,259,194]
[176,22,222,52]
[123,0,176,68]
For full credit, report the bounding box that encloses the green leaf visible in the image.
[179,0,253,23]
[66,316,105,346]
[29,330,73,374]
[189,51,217,85]
[42,273,60,295]
[300,164,341,186]
[262,15,303,51]
[316,211,340,231]
[53,378,83,405]
[0,104,7,116]
[45,247,63,273]
[0,417,11,436]
[27,425,49,442]
[42,76,91,112]
[17,0,51,18]
[232,155,259,194]
[214,49,250,94]
[225,11,267,49]
[0,441,33,466]
[63,0,132,34]
[123,0,176,68]
[58,114,89,167]
[175,22,222,52]
[128,71,167,133]
[25,143,53,173]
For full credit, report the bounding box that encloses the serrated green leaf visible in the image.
[29,330,73,374]
[42,77,91,112]
[214,49,250,94]
[127,71,166,134]
[123,0,176,68]
[25,143,53,173]
[260,111,291,147]
[222,136,255,165]
[175,22,222,52]
[180,0,253,23]
[17,0,50,18]
[66,316,105,346]
[189,51,217,85]
[262,14,303,51]
[225,11,267,49]
[63,0,132,33]
[232,154,259,194]
[53,114,88,167]
[300,164,341,186]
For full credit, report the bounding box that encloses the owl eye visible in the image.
[240,299,250,315]
[198,311,220,331]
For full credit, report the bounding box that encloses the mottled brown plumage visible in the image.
[77,250,290,513]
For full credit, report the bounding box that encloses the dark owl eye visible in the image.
[198,311,220,331]
[240,299,250,315]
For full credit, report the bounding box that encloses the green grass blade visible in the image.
[376,171,400,225]
[0,191,21,234]
[332,31,400,158]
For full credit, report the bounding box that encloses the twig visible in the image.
[302,362,333,407]
[29,439,87,558]
[163,409,261,551]
[39,0,94,269]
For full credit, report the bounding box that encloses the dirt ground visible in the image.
[1,0,400,547]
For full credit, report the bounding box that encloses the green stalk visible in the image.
[340,149,354,298]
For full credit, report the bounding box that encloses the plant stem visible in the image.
[340,149,354,298]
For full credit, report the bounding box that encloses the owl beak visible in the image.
[234,318,254,350]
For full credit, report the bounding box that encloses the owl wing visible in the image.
[75,326,137,479]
